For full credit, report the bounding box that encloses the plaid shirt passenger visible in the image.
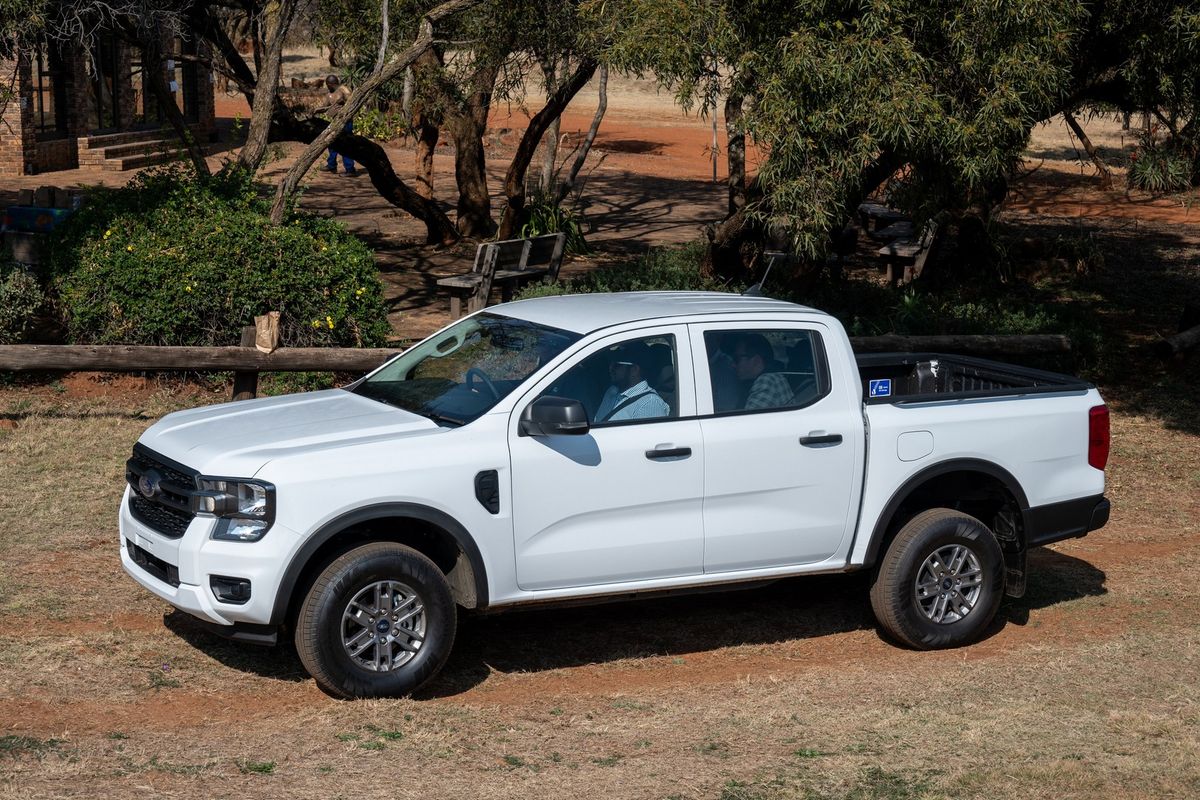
[745,372,794,410]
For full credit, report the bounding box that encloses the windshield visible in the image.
[351,313,581,426]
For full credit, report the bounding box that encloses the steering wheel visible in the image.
[465,367,500,401]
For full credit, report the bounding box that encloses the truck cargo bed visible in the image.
[856,353,1091,404]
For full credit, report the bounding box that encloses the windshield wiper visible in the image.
[423,411,465,428]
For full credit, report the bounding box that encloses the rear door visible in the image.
[690,321,862,572]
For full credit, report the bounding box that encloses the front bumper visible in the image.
[119,486,297,630]
[1026,494,1110,548]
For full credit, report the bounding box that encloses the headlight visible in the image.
[193,478,275,542]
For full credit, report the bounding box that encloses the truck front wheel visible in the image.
[295,542,457,698]
[869,509,1004,649]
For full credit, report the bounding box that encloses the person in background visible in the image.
[317,75,357,177]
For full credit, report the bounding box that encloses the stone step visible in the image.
[101,149,186,171]
[94,139,180,159]
[80,128,173,150]
[80,124,207,151]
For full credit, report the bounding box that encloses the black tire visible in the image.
[295,542,456,699]
[869,508,1004,650]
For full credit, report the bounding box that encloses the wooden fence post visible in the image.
[232,326,259,401]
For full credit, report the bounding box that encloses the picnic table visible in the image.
[437,233,567,318]
[857,201,909,232]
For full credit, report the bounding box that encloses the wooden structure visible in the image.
[0,332,1070,402]
[436,233,567,318]
[857,201,908,232]
[877,220,939,287]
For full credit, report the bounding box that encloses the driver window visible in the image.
[539,334,678,425]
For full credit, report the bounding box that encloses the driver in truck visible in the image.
[594,341,670,423]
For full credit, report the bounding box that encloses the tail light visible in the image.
[1088,405,1110,470]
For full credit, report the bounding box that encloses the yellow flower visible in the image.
[326,315,334,330]
[312,320,321,328]
[185,285,192,293]
[103,229,112,239]
[126,245,134,252]
[355,288,364,297]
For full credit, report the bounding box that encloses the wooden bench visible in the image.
[436,233,567,318]
[877,220,939,286]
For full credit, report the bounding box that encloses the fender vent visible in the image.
[474,470,500,515]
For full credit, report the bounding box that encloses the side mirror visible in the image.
[519,396,590,437]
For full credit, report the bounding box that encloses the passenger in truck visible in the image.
[733,333,793,410]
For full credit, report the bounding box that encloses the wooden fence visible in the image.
[0,334,1072,401]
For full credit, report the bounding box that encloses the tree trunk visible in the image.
[138,34,211,176]
[414,111,439,199]
[274,116,457,244]
[191,6,258,101]
[238,0,298,172]
[1063,110,1114,190]
[266,0,480,229]
[450,113,495,237]
[725,91,746,215]
[401,66,415,119]
[443,59,501,238]
[337,132,458,244]
[538,56,560,196]
[554,64,608,206]
[411,49,442,200]
[496,57,599,240]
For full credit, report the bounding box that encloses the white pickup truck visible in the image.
[120,292,1110,698]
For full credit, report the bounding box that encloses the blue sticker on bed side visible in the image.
[868,378,892,398]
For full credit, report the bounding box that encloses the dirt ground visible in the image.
[3,68,1200,799]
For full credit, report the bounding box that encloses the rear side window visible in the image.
[704,329,829,413]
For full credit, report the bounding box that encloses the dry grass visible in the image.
[1,382,1198,799]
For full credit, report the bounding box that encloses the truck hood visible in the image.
[137,389,439,476]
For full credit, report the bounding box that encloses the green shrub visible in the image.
[1128,143,1193,194]
[517,241,732,299]
[50,165,390,347]
[518,196,589,255]
[0,260,45,344]
[355,108,409,143]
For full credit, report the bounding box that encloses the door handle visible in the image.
[645,446,692,460]
[799,433,843,447]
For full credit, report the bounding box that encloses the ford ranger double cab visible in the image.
[120,292,1110,698]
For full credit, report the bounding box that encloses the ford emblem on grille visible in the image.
[138,470,162,499]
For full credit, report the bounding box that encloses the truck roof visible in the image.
[494,291,824,334]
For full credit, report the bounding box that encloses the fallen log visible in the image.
[1152,323,1200,359]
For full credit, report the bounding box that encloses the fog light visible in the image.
[210,575,252,604]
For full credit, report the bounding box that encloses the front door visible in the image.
[509,326,704,590]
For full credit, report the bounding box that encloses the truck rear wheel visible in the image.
[869,508,1004,649]
[295,542,456,699]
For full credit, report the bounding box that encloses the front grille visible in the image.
[127,539,181,587]
[129,493,193,537]
[126,445,198,539]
